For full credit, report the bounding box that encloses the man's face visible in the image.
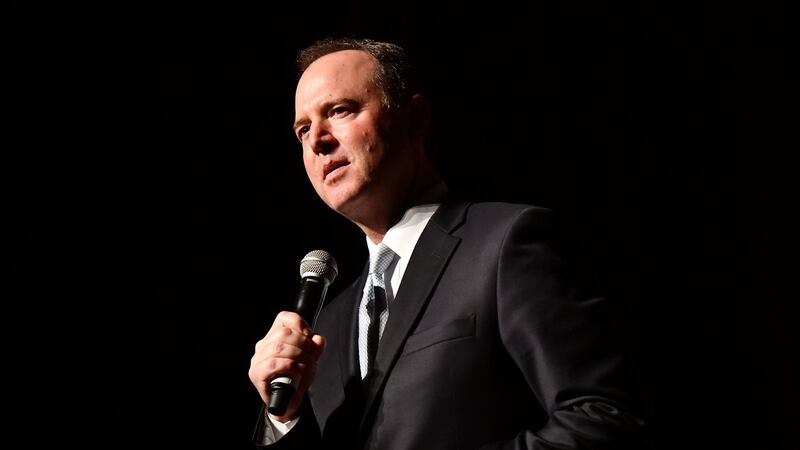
[293,50,414,221]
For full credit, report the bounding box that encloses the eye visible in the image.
[296,125,310,141]
[330,106,350,118]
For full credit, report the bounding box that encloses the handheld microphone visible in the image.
[267,250,338,417]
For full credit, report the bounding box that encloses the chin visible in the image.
[324,188,371,220]
[321,189,358,215]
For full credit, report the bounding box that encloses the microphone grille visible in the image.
[299,250,338,285]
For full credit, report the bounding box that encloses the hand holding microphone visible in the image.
[248,250,338,421]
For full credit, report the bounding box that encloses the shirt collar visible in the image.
[365,182,447,262]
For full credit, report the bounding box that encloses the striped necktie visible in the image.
[359,243,396,379]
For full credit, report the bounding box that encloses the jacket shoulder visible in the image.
[457,201,556,233]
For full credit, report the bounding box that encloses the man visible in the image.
[248,37,646,449]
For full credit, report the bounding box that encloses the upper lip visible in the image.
[323,159,349,179]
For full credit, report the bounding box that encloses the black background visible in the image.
[7,1,796,449]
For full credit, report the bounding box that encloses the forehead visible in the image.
[295,50,378,111]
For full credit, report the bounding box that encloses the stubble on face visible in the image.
[294,50,407,227]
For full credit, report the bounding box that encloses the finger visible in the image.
[274,311,312,335]
[311,334,326,357]
[250,356,309,382]
[272,332,323,360]
[257,327,315,353]
[253,337,322,365]
[261,340,319,363]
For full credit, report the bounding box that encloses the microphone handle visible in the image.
[294,276,329,328]
[267,276,328,417]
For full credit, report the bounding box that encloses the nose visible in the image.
[307,121,337,155]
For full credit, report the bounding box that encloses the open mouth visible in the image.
[323,160,349,179]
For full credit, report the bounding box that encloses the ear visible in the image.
[406,94,431,145]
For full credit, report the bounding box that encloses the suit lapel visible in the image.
[358,200,469,431]
[310,270,365,434]
[340,268,367,391]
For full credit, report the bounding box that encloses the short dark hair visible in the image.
[297,37,418,110]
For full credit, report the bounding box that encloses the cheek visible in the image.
[302,150,323,191]
[301,149,314,175]
[340,120,375,149]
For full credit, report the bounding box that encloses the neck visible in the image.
[357,168,442,244]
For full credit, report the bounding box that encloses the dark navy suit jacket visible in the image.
[254,200,647,449]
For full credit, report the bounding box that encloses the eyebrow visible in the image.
[292,117,309,133]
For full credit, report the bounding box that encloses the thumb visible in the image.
[311,334,326,354]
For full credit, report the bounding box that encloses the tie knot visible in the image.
[369,243,395,275]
